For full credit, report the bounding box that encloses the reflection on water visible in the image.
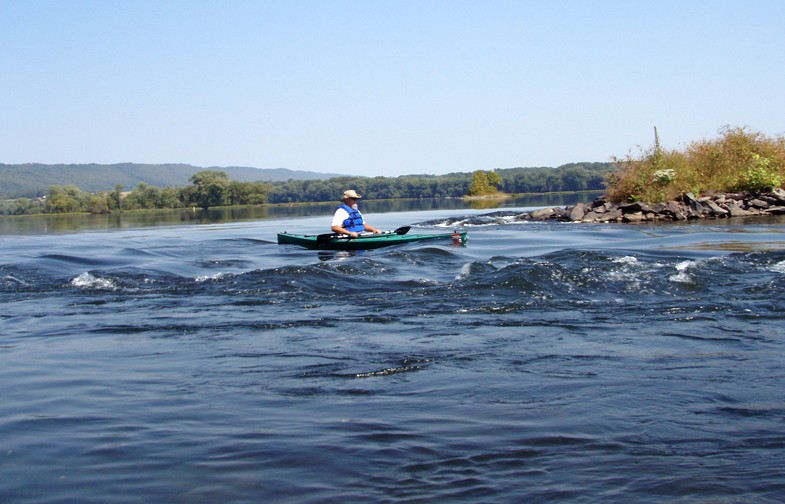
[0,205,322,235]
[0,192,603,235]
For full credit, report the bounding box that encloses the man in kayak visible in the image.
[331,190,381,238]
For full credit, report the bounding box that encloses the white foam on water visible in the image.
[669,260,696,284]
[195,272,228,283]
[2,275,29,286]
[70,272,117,290]
[455,262,474,280]
[613,256,639,265]
[605,255,666,289]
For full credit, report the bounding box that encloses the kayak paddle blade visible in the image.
[316,233,336,244]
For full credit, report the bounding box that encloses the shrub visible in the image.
[734,153,783,192]
[607,126,785,203]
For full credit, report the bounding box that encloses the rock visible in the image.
[651,202,669,214]
[703,199,729,216]
[528,207,556,220]
[597,209,623,222]
[725,202,755,217]
[568,203,586,222]
[619,201,654,213]
[623,211,645,222]
[749,198,769,209]
[665,201,687,220]
[581,211,600,223]
[771,188,785,204]
[683,192,703,212]
[510,189,785,224]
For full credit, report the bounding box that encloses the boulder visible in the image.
[623,211,645,222]
[597,209,623,222]
[749,198,769,209]
[619,201,654,213]
[771,188,785,204]
[581,211,600,223]
[528,207,557,220]
[568,203,586,222]
[665,201,687,220]
[702,199,729,216]
[725,202,755,217]
[683,192,703,212]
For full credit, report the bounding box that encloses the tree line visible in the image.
[0,171,272,216]
[0,163,612,216]
[266,163,609,203]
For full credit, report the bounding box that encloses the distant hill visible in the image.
[0,163,346,199]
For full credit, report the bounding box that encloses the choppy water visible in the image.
[2,208,785,503]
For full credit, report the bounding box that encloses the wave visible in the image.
[451,249,785,303]
[424,211,523,228]
[70,272,118,290]
[5,236,785,312]
[1,274,30,287]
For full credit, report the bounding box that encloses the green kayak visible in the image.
[277,229,467,250]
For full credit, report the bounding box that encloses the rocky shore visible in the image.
[521,188,785,223]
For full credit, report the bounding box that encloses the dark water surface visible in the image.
[0,192,596,235]
[2,205,785,503]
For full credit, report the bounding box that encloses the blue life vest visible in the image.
[338,204,365,232]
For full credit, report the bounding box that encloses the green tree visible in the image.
[190,170,230,209]
[45,185,83,213]
[160,186,184,208]
[122,182,162,209]
[108,184,123,211]
[468,170,502,196]
[86,194,109,214]
[227,180,270,205]
[560,166,590,191]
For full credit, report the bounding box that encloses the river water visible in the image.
[2,200,785,503]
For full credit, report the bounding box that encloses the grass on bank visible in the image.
[606,126,785,204]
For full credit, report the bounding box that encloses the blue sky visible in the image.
[2,0,784,177]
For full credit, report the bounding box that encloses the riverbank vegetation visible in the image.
[0,163,609,216]
[5,126,782,217]
[607,126,785,204]
[467,170,503,196]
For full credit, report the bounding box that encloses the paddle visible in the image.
[316,226,410,244]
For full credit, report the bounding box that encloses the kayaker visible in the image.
[331,190,381,238]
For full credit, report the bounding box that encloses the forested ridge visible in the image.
[0,163,344,199]
[0,162,613,216]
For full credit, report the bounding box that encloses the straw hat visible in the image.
[341,190,362,200]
